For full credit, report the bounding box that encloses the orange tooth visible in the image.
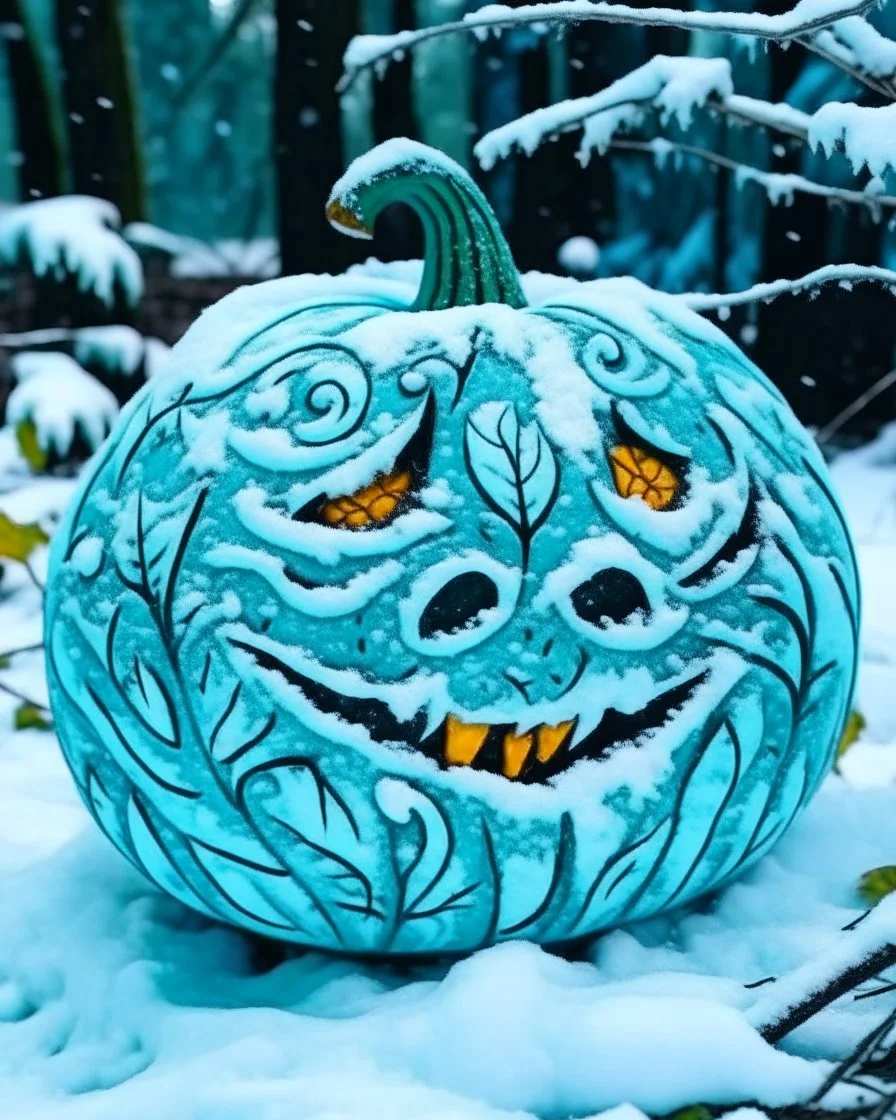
[445,715,490,766]
[503,731,534,779]
[536,720,575,763]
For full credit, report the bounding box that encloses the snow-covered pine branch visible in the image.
[6,352,119,459]
[0,196,143,308]
[339,0,878,90]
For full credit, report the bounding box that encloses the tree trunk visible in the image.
[55,0,147,222]
[0,0,67,199]
[274,0,364,276]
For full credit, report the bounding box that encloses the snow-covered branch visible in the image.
[339,0,878,90]
[748,893,896,1043]
[681,263,896,311]
[0,196,143,308]
[804,16,896,100]
[474,57,810,170]
[474,53,896,216]
[611,137,896,215]
[7,352,119,458]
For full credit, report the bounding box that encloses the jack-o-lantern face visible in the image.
[46,140,859,955]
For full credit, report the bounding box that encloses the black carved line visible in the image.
[802,454,861,616]
[463,409,559,572]
[209,683,242,755]
[665,717,743,906]
[450,327,483,409]
[185,841,297,933]
[774,538,818,647]
[403,793,456,919]
[706,638,800,715]
[614,710,728,924]
[85,682,201,799]
[751,595,810,698]
[162,487,209,642]
[745,757,810,862]
[126,655,181,749]
[269,342,372,447]
[269,812,381,919]
[808,660,837,689]
[727,707,791,878]
[220,713,277,766]
[127,790,230,924]
[406,881,481,922]
[479,820,502,947]
[199,652,212,694]
[605,858,637,900]
[189,835,291,876]
[500,812,574,937]
[225,300,398,367]
[571,814,669,932]
[705,414,737,466]
[681,486,759,588]
[234,754,361,841]
[115,385,193,493]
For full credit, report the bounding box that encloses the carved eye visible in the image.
[608,445,680,511]
[318,469,413,530]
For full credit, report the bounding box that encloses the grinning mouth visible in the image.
[230,639,706,784]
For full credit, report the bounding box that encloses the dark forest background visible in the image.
[0,0,893,439]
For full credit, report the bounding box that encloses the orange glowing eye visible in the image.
[319,469,413,530]
[608,445,679,511]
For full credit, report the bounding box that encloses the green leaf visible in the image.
[836,709,866,768]
[858,865,896,905]
[0,512,48,564]
[665,1108,714,1120]
[15,418,47,472]
[14,703,52,731]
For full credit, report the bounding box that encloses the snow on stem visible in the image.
[339,0,879,91]
[681,264,896,312]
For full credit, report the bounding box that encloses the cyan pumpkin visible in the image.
[45,139,859,955]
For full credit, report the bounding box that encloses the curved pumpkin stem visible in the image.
[326,139,527,312]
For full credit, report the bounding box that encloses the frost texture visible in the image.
[44,263,858,956]
[0,197,143,307]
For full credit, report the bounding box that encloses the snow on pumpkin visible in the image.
[44,139,859,955]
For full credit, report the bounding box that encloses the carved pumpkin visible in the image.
[45,140,859,955]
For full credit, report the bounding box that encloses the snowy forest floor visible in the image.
[2,429,896,1120]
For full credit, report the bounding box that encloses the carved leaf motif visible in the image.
[464,402,559,563]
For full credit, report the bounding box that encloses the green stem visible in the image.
[327,140,526,312]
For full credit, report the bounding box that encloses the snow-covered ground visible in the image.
[1,427,896,1119]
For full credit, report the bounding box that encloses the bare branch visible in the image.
[816,366,896,444]
[611,136,896,214]
[339,0,878,91]
[747,893,896,1044]
[682,264,896,311]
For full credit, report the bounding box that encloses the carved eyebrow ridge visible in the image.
[679,484,760,589]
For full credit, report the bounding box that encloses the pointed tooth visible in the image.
[445,715,490,767]
[503,731,534,779]
[536,720,575,763]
